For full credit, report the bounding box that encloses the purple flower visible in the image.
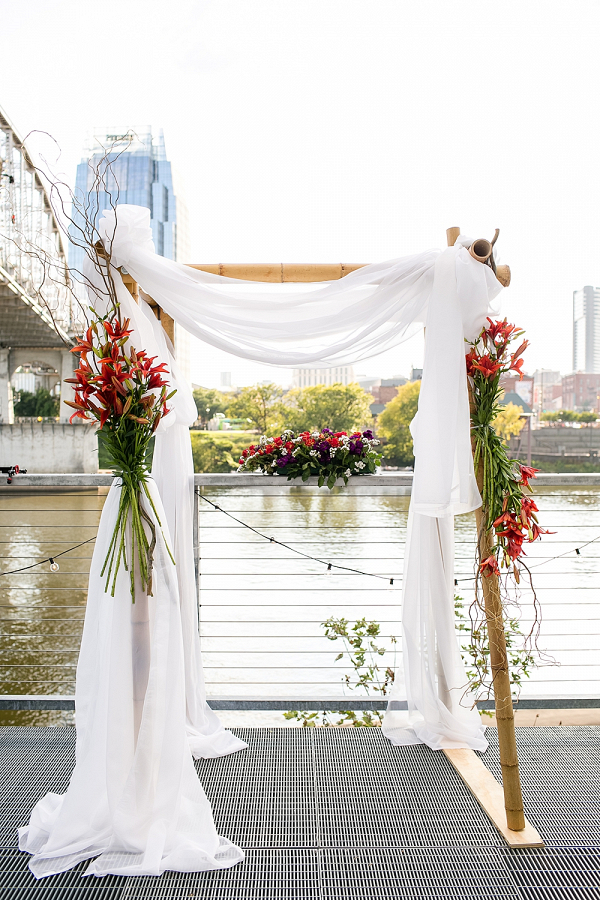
[277,453,293,467]
[319,441,330,454]
[349,439,364,454]
[322,428,333,434]
[362,430,374,439]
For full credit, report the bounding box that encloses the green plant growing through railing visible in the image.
[284,602,537,728]
[284,617,396,727]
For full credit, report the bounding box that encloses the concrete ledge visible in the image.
[1,696,598,711]
[3,472,600,488]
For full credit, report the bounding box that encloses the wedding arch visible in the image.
[19,207,542,879]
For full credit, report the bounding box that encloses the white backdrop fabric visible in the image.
[19,204,501,877]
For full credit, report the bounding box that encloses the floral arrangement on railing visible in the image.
[467,317,552,579]
[236,428,381,489]
[65,308,175,601]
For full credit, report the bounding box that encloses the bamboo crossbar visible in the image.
[186,263,366,282]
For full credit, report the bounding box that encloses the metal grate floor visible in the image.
[0,726,598,898]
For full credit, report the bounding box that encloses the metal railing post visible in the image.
[193,484,201,624]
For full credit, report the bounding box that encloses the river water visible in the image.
[1,484,598,726]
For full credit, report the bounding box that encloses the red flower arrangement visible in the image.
[237,428,381,489]
[65,311,176,601]
[468,318,552,576]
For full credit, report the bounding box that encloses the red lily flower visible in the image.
[519,465,539,487]
[527,521,554,541]
[103,318,133,341]
[509,357,525,378]
[479,555,500,577]
[521,496,538,515]
[470,354,503,379]
[483,317,521,344]
[465,348,479,377]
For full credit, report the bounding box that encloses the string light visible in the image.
[0,537,96,577]
[198,495,398,584]
[198,494,599,588]
[2,500,595,584]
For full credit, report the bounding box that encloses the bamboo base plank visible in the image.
[443,747,545,848]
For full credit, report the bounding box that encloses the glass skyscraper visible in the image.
[69,128,190,381]
[573,285,600,373]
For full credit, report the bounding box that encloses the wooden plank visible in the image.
[443,748,544,848]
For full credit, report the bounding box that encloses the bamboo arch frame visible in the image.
[119,231,543,849]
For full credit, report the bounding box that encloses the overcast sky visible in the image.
[2,0,598,387]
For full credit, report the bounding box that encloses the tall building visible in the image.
[533,369,562,412]
[573,286,600,373]
[69,128,191,382]
[292,366,355,388]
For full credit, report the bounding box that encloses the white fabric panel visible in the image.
[19,482,244,877]
[99,207,437,367]
[382,245,500,750]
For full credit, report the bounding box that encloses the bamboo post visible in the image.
[447,225,526,832]
[120,271,175,345]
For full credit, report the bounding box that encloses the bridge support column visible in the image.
[0,349,14,424]
[59,348,77,423]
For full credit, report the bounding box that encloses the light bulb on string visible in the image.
[326,563,332,576]
[388,578,394,592]
[49,558,59,572]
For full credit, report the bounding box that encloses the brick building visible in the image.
[499,373,534,408]
[561,372,600,412]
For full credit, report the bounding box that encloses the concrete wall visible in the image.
[0,423,98,473]
[511,426,600,457]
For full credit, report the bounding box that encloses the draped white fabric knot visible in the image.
[19,202,503,878]
[98,205,156,269]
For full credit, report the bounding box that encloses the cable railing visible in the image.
[0,473,599,716]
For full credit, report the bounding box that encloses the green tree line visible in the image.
[540,409,597,423]
[193,382,374,436]
[13,388,59,418]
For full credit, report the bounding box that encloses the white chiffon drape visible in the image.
[19,204,501,878]
[18,480,244,878]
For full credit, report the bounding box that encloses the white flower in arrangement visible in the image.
[310,449,318,457]
[356,460,365,470]
[345,468,352,477]
[271,460,277,467]
[311,432,319,438]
